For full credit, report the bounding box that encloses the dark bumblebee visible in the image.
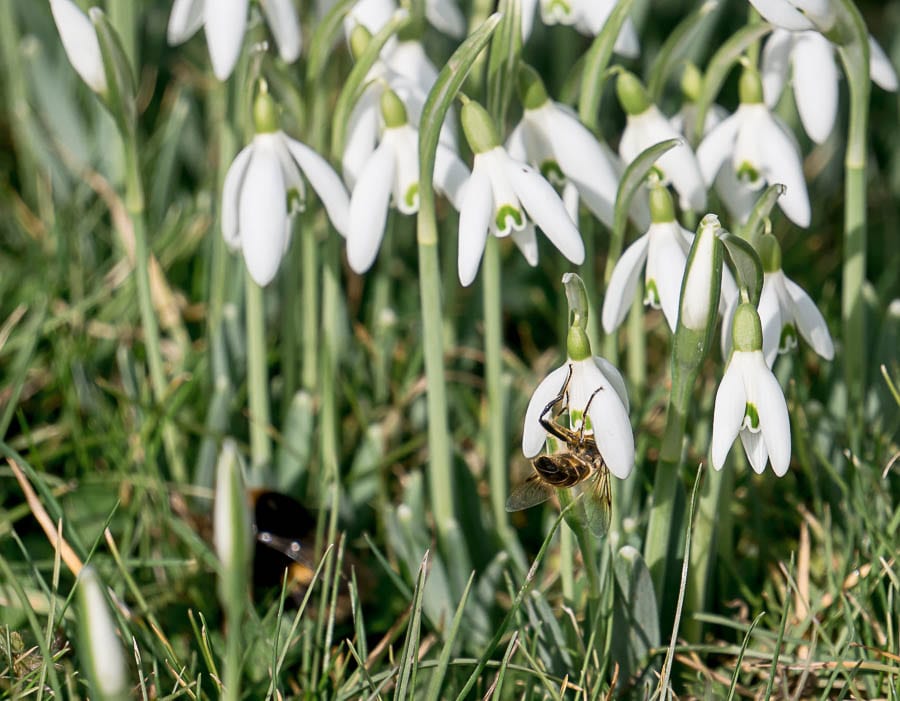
[506,364,612,537]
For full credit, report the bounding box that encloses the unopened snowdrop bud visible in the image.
[214,440,252,606]
[616,71,652,116]
[680,214,723,333]
[77,567,129,701]
[461,100,501,154]
[517,64,549,110]
[50,0,108,94]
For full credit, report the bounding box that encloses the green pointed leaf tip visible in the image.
[518,64,549,110]
[732,302,763,352]
[721,234,763,307]
[757,234,782,272]
[649,183,676,223]
[616,70,652,115]
[742,183,786,243]
[381,88,408,128]
[461,99,501,153]
[253,85,280,134]
[738,64,764,104]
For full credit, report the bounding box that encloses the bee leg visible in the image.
[577,385,605,441]
[539,365,580,444]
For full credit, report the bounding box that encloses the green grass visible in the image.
[1,0,899,699]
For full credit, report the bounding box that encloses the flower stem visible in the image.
[300,214,320,394]
[483,235,509,537]
[123,129,186,482]
[244,270,271,481]
[557,489,601,605]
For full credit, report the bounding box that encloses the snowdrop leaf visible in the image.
[693,22,773,143]
[578,0,638,130]
[419,13,502,244]
[741,182,784,244]
[486,0,522,128]
[647,0,720,101]
[91,8,136,132]
[611,138,681,269]
[332,10,411,157]
[611,546,660,686]
[307,0,356,82]
[720,232,763,307]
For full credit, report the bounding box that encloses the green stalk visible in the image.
[107,1,137,70]
[684,460,725,641]
[124,130,186,482]
[244,271,272,481]
[557,490,601,607]
[300,216,320,394]
[483,235,509,536]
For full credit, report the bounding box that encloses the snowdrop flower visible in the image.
[523,287,634,479]
[520,0,640,57]
[712,302,791,475]
[602,186,695,333]
[697,66,810,227]
[617,71,707,212]
[76,567,128,699]
[224,87,350,286]
[507,65,620,229]
[50,0,107,94]
[167,0,301,81]
[761,29,897,144]
[347,0,466,39]
[457,100,584,286]
[347,89,469,273]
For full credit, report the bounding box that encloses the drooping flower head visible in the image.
[520,0,640,57]
[50,0,108,94]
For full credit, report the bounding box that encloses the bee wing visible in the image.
[506,475,554,512]
[582,467,612,538]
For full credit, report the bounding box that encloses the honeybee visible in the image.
[506,363,612,537]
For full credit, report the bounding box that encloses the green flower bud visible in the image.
[732,302,764,352]
[738,65,764,105]
[649,184,676,223]
[380,88,407,128]
[680,62,703,103]
[757,234,782,273]
[461,99,500,154]
[518,64,549,111]
[253,84,279,134]
[616,71,652,116]
[349,25,372,60]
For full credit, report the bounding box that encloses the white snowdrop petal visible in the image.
[239,146,288,286]
[696,112,741,186]
[260,0,302,62]
[646,223,690,332]
[740,428,770,474]
[601,234,649,333]
[522,364,571,457]
[434,143,470,210]
[714,162,757,224]
[592,356,630,413]
[868,35,899,91]
[752,355,792,475]
[284,137,351,237]
[748,0,816,30]
[425,0,466,38]
[586,380,635,479]
[612,17,640,58]
[512,224,539,266]
[761,29,793,107]
[711,359,747,470]
[167,0,205,45]
[506,160,584,264]
[759,117,810,227]
[204,0,249,80]
[457,167,493,286]
[347,140,395,274]
[792,32,838,144]
[506,122,528,162]
[342,89,380,189]
[759,275,783,367]
[50,0,107,93]
[221,144,254,250]
[661,143,707,211]
[783,276,834,360]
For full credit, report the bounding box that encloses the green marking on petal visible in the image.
[287,188,304,213]
[779,323,798,353]
[404,182,420,210]
[744,403,760,431]
[644,279,661,309]
[495,204,524,233]
[545,0,572,15]
[736,161,762,188]
[540,159,565,185]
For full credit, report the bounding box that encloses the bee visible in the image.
[506,363,612,537]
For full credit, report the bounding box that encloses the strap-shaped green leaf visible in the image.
[692,22,772,142]
[740,182,784,245]
[486,0,522,126]
[647,0,720,101]
[721,232,763,307]
[91,8,136,135]
[331,10,411,158]
[417,13,502,245]
[306,0,357,83]
[578,0,638,131]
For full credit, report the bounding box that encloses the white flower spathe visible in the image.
[457,146,585,286]
[522,357,634,479]
[50,0,107,94]
[77,567,128,698]
[347,124,469,273]
[619,106,707,212]
[712,348,791,475]
[520,0,640,57]
[167,0,301,80]
[602,220,693,333]
[761,29,897,144]
[508,101,620,229]
[223,131,350,286]
[697,103,810,227]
